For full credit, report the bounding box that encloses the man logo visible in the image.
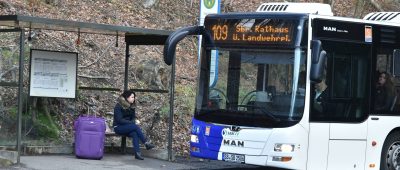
[323,26,336,32]
[222,129,239,136]
[223,139,244,147]
[204,0,216,9]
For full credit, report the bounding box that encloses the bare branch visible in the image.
[152,46,162,54]
[41,32,78,52]
[177,75,195,81]
[78,74,110,79]
[79,41,114,68]
[0,65,18,79]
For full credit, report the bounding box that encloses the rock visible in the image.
[143,0,157,8]
[0,150,17,168]
[0,158,13,168]
[0,1,14,10]
[136,60,168,90]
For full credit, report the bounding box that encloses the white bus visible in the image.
[164,3,400,170]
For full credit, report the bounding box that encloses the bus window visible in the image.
[197,48,306,128]
[332,56,351,98]
[373,50,399,113]
[376,54,391,72]
[310,42,369,122]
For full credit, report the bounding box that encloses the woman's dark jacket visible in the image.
[375,85,395,111]
[113,97,136,127]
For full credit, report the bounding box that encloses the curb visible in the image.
[0,145,175,161]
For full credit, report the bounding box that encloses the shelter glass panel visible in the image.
[0,31,20,151]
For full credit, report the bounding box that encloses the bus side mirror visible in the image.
[164,26,203,65]
[393,49,400,77]
[310,40,327,83]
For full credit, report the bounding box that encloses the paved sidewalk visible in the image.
[5,154,193,170]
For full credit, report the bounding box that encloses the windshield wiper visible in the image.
[197,106,281,123]
[237,105,281,123]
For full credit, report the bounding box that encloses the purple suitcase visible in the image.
[74,116,106,159]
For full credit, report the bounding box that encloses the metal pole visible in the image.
[124,44,129,90]
[17,29,25,164]
[168,56,176,161]
[121,44,130,154]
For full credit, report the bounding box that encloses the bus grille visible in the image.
[363,12,400,22]
[258,4,289,12]
[256,3,333,16]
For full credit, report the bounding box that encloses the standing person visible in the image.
[313,80,327,113]
[310,79,329,120]
[375,72,396,111]
[315,80,327,103]
[113,90,155,160]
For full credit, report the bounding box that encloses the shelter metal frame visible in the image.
[0,15,176,163]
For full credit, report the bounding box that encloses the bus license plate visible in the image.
[222,153,245,163]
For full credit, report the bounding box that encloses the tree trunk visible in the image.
[353,0,366,18]
[146,111,161,138]
[31,97,37,123]
[42,98,57,129]
[370,0,384,11]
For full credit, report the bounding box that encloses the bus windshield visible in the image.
[195,48,306,128]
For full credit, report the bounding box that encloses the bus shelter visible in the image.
[0,15,175,163]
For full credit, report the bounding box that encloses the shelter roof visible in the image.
[0,15,171,37]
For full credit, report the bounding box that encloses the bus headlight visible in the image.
[274,144,294,152]
[191,134,199,143]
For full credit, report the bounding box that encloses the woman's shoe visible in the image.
[135,152,144,160]
[145,142,155,150]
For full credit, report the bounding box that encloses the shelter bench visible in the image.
[105,131,127,153]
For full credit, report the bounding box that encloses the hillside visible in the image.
[0,0,390,156]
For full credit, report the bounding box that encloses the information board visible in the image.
[29,49,77,98]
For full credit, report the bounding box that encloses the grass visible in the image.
[33,113,60,139]
[175,84,196,115]
[160,84,196,118]
[0,107,61,145]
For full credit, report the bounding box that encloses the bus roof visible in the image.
[256,2,333,16]
[205,12,308,20]
[311,14,400,28]
[204,11,400,29]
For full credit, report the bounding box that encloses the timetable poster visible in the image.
[29,49,77,98]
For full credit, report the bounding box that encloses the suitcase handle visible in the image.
[85,101,97,118]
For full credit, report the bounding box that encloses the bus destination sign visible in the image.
[204,18,297,48]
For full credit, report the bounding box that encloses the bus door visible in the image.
[309,40,370,170]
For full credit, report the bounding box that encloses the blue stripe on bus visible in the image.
[190,118,224,159]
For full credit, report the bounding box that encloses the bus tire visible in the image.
[381,131,400,170]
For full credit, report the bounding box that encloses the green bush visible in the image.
[160,104,170,118]
[33,114,59,139]
[159,84,196,118]
[175,84,196,116]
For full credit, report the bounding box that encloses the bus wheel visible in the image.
[381,132,400,170]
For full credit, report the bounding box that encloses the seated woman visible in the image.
[113,90,155,160]
[375,72,396,112]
